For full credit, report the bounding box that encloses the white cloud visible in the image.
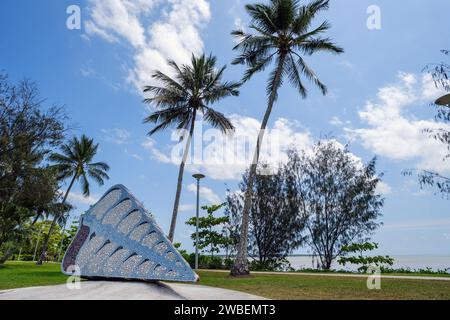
[85,0,211,93]
[142,138,173,163]
[146,114,314,180]
[189,115,314,180]
[131,153,143,161]
[102,128,131,145]
[187,183,221,204]
[347,72,450,174]
[179,204,195,212]
[421,73,446,101]
[85,0,157,47]
[376,181,392,195]
[229,0,245,30]
[67,192,99,206]
[330,116,351,127]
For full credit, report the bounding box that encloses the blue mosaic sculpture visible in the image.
[61,185,199,282]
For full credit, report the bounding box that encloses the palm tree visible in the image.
[230,0,343,276]
[36,135,110,265]
[144,54,240,242]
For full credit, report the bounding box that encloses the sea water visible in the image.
[287,255,450,272]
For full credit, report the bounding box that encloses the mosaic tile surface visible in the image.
[61,185,198,282]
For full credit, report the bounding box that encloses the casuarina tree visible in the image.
[286,141,384,270]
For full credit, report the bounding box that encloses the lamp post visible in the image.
[192,173,205,270]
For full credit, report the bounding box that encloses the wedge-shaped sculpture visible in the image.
[62,185,198,282]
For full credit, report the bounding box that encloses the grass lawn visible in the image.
[0,262,68,291]
[1,262,449,300]
[195,271,450,300]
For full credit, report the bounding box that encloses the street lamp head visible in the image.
[435,93,450,106]
[192,173,206,180]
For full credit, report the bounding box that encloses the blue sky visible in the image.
[1,0,449,255]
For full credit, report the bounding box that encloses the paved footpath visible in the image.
[0,281,266,300]
[204,269,450,281]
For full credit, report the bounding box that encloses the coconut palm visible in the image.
[144,53,240,242]
[230,0,343,276]
[36,135,110,265]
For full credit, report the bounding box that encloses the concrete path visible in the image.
[204,270,450,281]
[0,281,266,300]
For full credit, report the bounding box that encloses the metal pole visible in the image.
[195,178,200,270]
[192,173,205,271]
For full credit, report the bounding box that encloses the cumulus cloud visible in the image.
[141,114,314,180]
[84,0,211,93]
[187,183,221,204]
[67,192,99,206]
[347,72,450,174]
[142,137,173,163]
[102,128,131,145]
[376,181,392,195]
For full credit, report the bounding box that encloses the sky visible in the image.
[1,0,449,256]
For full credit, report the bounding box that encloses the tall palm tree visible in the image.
[144,54,240,242]
[36,135,110,265]
[230,0,343,276]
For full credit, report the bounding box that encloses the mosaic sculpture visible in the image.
[61,185,199,282]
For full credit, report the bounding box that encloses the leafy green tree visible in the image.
[143,54,240,241]
[36,135,110,265]
[286,141,384,270]
[34,221,63,262]
[186,204,230,258]
[0,204,32,264]
[230,0,343,275]
[0,73,67,262]
[338,242,394,273]
[226,164,306,270]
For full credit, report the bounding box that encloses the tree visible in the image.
[143,54,240,242]
[36,135,110,265]
[338,242,394,273]
[405,50,450,198]
[15,220,64,263]
[226,164,306,270]
[287,141,384,270]
[186,204,230,258]
[0,73,67,262]
[0,204,32,264]
[230,0,343,275]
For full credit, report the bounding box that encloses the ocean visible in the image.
[287,255,450,272]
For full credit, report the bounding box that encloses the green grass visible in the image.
[0,262,68,291]
[1,262,449,300]
[195,271,450,300]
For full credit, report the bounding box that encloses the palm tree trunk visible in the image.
[231,55,286,276]
[56,215,68,262]
[0,246,13,265]
[36,174,76,266]
[168,111,197,242]
[32,223,43,262]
